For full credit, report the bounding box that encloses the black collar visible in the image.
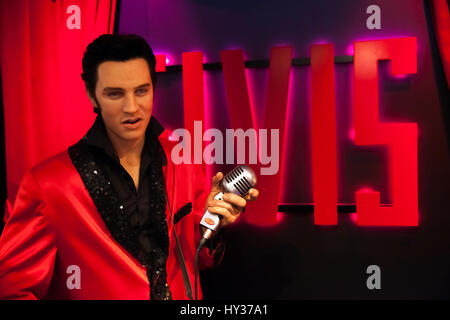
[84,114,165,163]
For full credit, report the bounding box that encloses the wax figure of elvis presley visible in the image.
[0,34,259,300]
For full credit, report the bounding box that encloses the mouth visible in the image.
[122,118,143,128]
[122,118,142,125]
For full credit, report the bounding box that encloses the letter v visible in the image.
[221,47,292,226]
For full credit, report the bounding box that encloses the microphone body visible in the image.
[195,165,257,300]
[199,165,257,242]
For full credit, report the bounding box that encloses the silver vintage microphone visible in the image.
[195,165,257,300]
[199,165,257,247]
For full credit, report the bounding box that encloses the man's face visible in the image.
[89,58,153,146]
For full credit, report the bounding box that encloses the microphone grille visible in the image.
[221,165,257,196]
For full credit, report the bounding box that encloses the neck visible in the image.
[107,132,145,166]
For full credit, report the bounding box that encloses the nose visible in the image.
[122,93,139,114]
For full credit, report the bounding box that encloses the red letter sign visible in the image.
[221,47,292,226]
[182,51,206,167]
[353,37,418,226]
[310,44,338,225]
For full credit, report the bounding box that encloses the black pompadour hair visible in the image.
[81,34,157,102]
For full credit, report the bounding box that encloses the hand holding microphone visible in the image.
[195,165,258,300]
[199,165,259,249]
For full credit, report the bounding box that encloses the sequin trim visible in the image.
[68,140,172,300]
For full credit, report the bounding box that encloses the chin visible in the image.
[120,130,145,141]
[128,132,145,140]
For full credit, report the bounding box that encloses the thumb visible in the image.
[211,172,224,193]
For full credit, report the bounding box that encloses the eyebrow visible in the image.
[103,83,151,92]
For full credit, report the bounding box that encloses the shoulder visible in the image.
[30,149,72,174]
[28,149,76,186]
[12,150,73,213]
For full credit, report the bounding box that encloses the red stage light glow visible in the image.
[155,54,167,72]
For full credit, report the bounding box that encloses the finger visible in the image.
[207,206,236,222]
[244,188,259,201]
[209,199,236,214]
[211,172,224,193]
[222,193,247,208]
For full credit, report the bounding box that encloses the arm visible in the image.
[0,171,57,299]
[191,166,226,270]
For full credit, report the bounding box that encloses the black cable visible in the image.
[162,166,193,300]
[195,237,207,300]
[195,248,200,300]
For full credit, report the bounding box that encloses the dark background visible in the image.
[119,0,450,299]
[1,0,449,299]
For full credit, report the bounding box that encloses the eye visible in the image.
[135,88,149,96]
[107,91,123,99]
